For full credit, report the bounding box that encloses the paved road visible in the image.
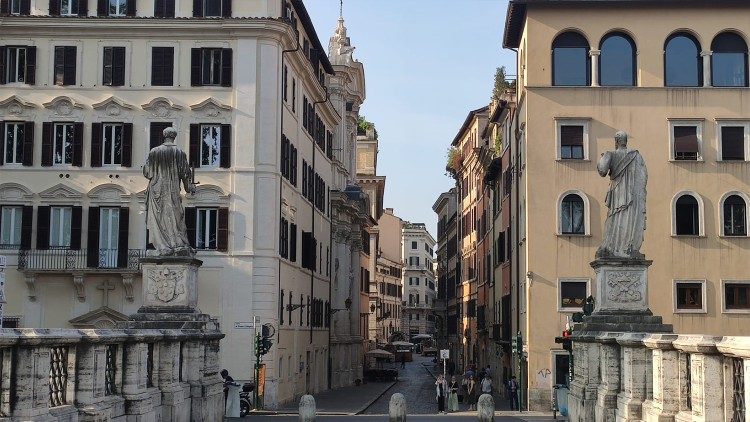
[362,355,447,415]
[243,416,559,421]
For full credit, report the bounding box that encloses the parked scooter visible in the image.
[239,382,254,417]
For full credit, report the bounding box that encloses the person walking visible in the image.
[507,375,519,410]
[400,355,406,369]
[435,374,449,414]
[448,375,460,412]
[466,374,477,411]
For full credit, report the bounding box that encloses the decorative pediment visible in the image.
[190,98,231,118]
[141,97,183,118]
[189,184,230,205]
[38,183,84,201]
[69,306,128,329]
[43,96,84,117]
[0,95,36,117]
[87,184,131,203]
[92,96,134,118]
[0,183,35,202]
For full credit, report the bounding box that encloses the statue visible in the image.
[596,131,647,260]
[143,127,196,257]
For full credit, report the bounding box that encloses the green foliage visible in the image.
[446,147,462,173]
[492,66,513,102]
[357,116,378,140]
[494,132,503,153]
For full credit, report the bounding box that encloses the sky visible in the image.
[306,0,516,236]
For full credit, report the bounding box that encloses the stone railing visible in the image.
[569,332,749,422]
[0,328,224,421]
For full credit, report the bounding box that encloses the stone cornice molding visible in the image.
[87,183,131,204]
[187,184,230,206]
[141,97,183,118]
[39,183,84,202]
[92,96,135,117]
[0,182,35,202]
[190,98,232,119]
[0,95,36,117]
[672,334,723,354]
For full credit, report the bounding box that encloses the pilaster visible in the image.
[596,333,621,422]
[615,333,649,422]
[643,334,679,422]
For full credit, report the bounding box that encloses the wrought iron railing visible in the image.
[17,249,144,272]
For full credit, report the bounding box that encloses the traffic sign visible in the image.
[440,349,449,360]
[234,322,255,329]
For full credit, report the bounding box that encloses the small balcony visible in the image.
[18,249,144,273]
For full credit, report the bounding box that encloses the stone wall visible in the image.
[0,328,224,421]
[569,333,750,422]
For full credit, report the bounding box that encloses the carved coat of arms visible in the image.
[147,268,186,303]
[606,271,643,303]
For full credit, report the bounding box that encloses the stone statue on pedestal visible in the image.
[143,127,195,257]
[596,131,647,260]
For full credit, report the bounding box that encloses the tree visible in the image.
[357,116,378,139]
[492,66,512,102]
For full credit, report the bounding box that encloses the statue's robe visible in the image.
[597,148,648,259]
[143,142,192,255]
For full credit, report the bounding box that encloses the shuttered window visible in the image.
[153,0,174,17]
[191,48,232,87]
[1,0,32,15]
[185,207,229,252]
[0,46,36,85]
[53,46,77,86]
[91,123,132,167]
[151,47,174,86]
[559,125,584,159]
[102,47,126,87]
[193,0,230,17]
[188,124,231,168]
[673,125,700,161]
[149,122,172,150]
[0,121,33,166]
[721,126,745,161]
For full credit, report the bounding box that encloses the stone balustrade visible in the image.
[0,328,224,421]
[569,333,750,422]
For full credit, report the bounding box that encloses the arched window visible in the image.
[665,33,702,87]
[553,32,591,86]
[711,32,748,87]
[675,195,700,235]
[724,195,747,236]
[600,32,636,86]
[561,194,585,235]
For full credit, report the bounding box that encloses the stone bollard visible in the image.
[299,395,316,421]
[389,393,407,422]
[477,394,494,421]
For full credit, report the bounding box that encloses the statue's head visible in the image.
[163,127,177,143]
[615,131,628,148]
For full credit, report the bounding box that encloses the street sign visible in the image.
[234,322,255,329]
[440,349,449,360]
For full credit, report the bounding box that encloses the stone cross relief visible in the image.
[97,280,116,308]
[606,272,643,303]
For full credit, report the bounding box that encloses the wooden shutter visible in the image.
[0,47,6,85]
[117,207,129,268]
[121,123,133,167]
[41,122,53,166]
[0,0,8,14]
[77,0,88,16]
[36,206,50,249]
[560,125,583,146]
[674,126,699,153]
[0,122,4,165]
[217,207,229,252]
[20,206,33,250]
[97,0,107,15]
[289,223,297,262]
[185,207,197,248]
[191,48,201,86]
[49,0,60,15]
[221,48,232,87]
[24,46,35,85]
[189,124,200,167]
[103,47,113,85]
[72,122,83,167]
[87,207,100,267]
[53,46,64,85]
[150,122,171,150]
[113,47,125,86]
[20,0,30,14]
[221,0,231,17]
[70,206,82,250]
[220,124,231,168]
[154,0,174,17]
[22,121,34,166]
[126,0,136,16]
[64,46,76,86]
[722,126,745,160]
[290,146,297,186]
[90,123,103,167]
[192,0,202,17]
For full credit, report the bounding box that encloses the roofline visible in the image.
[451,106,490,147]
[432,191,454,213]
[291,0,335,74]
[503,0,750,49]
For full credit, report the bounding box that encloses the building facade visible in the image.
[433,189,457,354]
[369,208,403,344]
[401,222,436,337]
[502,0,750,410]
[0,0,353,408]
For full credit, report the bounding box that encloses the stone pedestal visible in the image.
[139,257,202,313]
[592,258,651,314]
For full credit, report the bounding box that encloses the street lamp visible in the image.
[329,298,352,315]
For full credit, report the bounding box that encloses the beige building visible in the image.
[503,0,750,410]
[370,208,403,344]
[401,222,437,337]
[0,0,358,408]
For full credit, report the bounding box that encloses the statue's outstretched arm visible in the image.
[597,152,612,177]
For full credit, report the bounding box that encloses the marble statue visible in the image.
[143,127,195,257]
[596,131,647,260]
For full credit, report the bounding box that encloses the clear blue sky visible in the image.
[306,0,515,236]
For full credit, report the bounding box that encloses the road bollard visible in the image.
[299,395,316,421]
[389,393,407,422]
[477,394,494,421]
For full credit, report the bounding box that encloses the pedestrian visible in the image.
[435,374,448,414]
[481,374,493,396]
[220,369,235,400]
[484,365,492,379]
[466,374,477,411]
[448,375,460,412]
[507,375,519,410]
[401,355,406,369]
